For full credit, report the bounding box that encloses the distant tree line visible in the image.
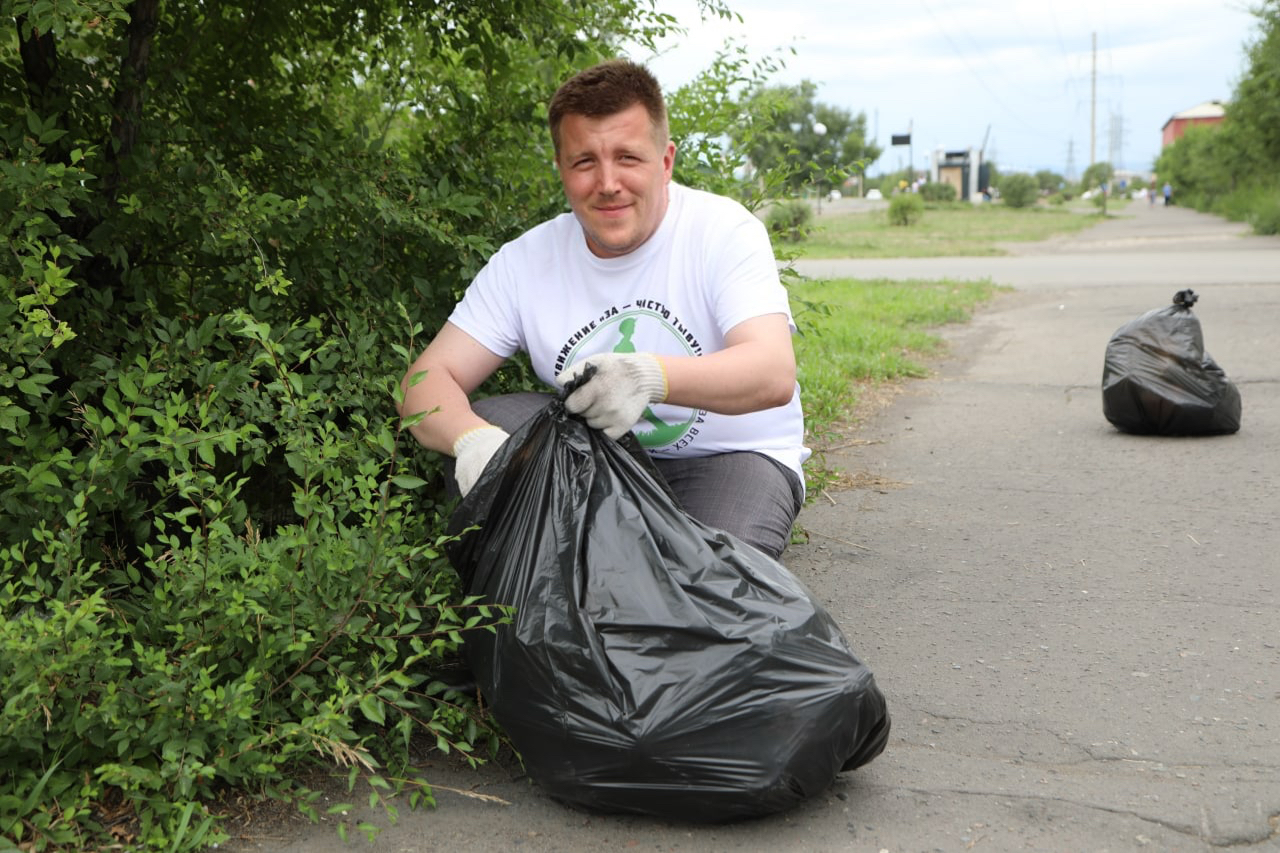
[1157,0,1280,234]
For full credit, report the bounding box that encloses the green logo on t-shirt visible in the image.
[610,316,695,447]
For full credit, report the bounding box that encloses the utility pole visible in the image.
[1109,112,1125,171]
[1107,113,1115,168]
[1090,32,1097,166]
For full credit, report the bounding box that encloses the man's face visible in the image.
[555,102,675,258]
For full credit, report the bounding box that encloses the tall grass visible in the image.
[1214,183,1280,235]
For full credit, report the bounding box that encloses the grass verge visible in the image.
[800,202,1104,258]
[792,276,1002,495]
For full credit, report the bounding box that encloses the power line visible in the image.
[1045,1,1073,72]
[918,0,1058,141]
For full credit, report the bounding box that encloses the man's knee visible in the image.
[653,452,802,559]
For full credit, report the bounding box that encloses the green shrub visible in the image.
[1248,190,1280,235]
[1213,183,1280,235]
[999,173,1040,208]
[767,199,814,242]
[887,193,925,226]
[0,303,511,849]
[919,182,957,203]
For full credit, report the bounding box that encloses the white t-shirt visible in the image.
[449,183,810,481]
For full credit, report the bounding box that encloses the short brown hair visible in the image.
[548,59,668,154]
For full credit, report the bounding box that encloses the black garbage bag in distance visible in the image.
[1101,289,1241,435]
[445,394,889,823]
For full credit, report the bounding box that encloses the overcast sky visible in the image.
[637,0,1260,178]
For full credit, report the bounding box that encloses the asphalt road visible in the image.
[234,201,1280,853]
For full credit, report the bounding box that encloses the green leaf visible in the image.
[31,468,63,490]
[358,694,385,726]
[391,475,426,490]
[118,372,139,402]
[197,440,217,467]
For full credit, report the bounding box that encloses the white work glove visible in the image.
[557,352,667,439]
[451,425,510,497]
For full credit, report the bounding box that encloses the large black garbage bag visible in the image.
[1101,289,1242,435]
[445,396,889,823]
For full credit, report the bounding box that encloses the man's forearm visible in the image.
[398,323,507,455]
[659,343,796,414]
[398,367,491,455]
[658,314,797,414]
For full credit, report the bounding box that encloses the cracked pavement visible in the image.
[235,203,1280,852]
[790,201,1280,851]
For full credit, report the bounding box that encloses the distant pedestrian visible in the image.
[1149,181,1157,206]
[1163,182,1173,206]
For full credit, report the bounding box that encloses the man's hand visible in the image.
[557,352,667,439]
[452,425,510,496]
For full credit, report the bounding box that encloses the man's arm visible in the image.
[397,321,507,454]
[659,313,796,414]
[556,312,796,439]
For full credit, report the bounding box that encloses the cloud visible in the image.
[640,0,1259,174]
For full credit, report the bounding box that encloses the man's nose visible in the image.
[597,162,622,194]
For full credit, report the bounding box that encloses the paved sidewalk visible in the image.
[238,202,1279,853]
[787,200,1280,851]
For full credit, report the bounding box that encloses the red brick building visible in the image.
[1161,100,1226,147]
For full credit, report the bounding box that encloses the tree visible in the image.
[1079,161,1114,192]
[1156,123,1239,207]
[1034,169,1065,193]
[1154,0,1280,232]
[666,44,791,207]
[1226,0,1280,171]
[732,80,882,193]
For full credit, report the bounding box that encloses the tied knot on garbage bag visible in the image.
[444,388,890,823]
[1101,289,1242,436]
